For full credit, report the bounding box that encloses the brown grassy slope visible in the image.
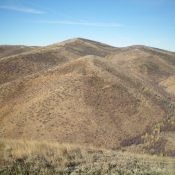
[0,38,117,84]
[0,39,175,156]
[107,45,175,83]
[160,76,175,95]
[106,46,175,155]
[0,55,173,150]
[0,45,37,59]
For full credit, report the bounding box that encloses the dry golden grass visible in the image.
[160,76,175,95]
[0,56,169,150]
[0,38,175,159]
[0,139,175,175]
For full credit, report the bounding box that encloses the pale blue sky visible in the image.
[0,0,175,51]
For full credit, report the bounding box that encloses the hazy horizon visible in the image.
[0,0,175,51]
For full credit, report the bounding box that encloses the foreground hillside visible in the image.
[0,139,174,175]
[0,38,175,157]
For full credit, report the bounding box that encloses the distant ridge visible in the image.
[0,45,38,59]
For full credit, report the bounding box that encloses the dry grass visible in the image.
[0,38,175,166]
[0,139,175,174]
[0,55,169,150]
[0,45,37,59]
[160,76,175,95]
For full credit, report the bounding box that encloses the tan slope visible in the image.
[1,55,173,149]
[51,38,117,54]
[107,45,175,83]
[0,38,117,85]
[0,38,175,155]
[0,45,38,59]
[106,45,175,156]
[160,76,175,95]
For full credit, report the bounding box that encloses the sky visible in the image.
[0,0,175,51]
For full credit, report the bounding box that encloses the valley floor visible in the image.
[0,139,174,175]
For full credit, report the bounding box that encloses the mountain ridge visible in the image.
[0,38,175,156]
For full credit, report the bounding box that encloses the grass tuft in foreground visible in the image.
[0,139,174,175]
